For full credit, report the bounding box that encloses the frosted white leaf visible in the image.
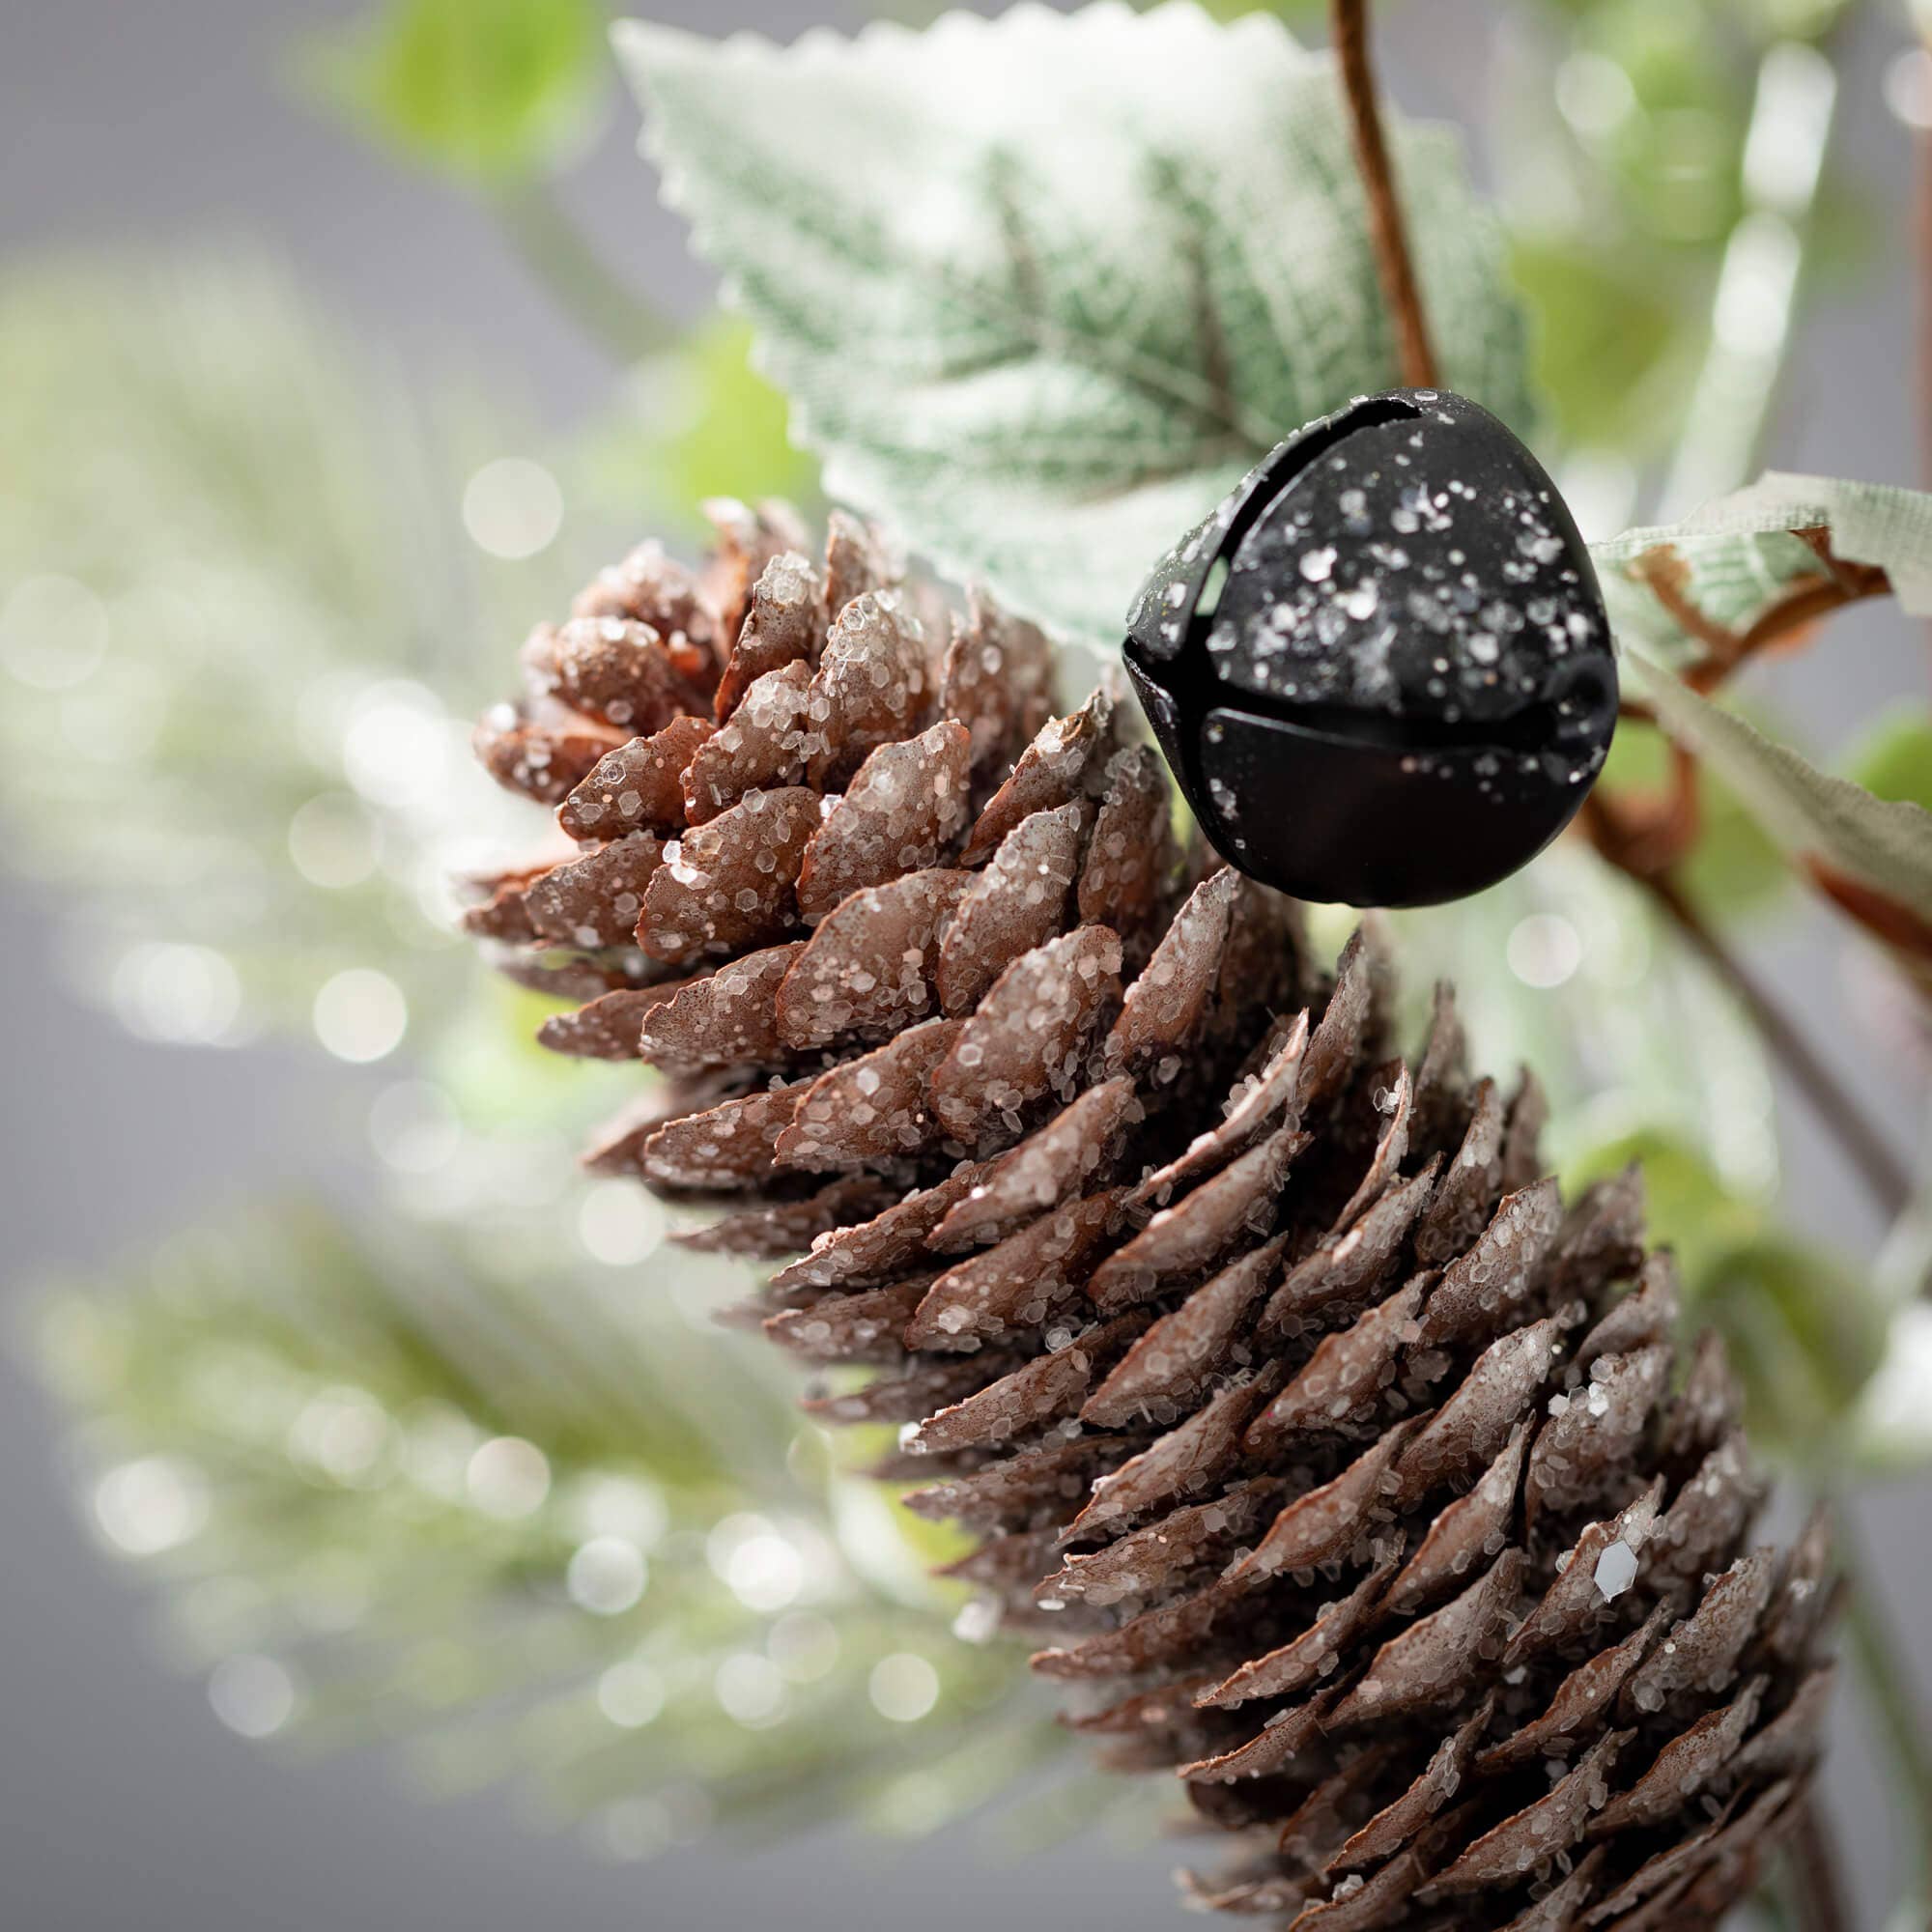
[615,1,1534,648]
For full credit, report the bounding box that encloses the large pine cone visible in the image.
[468,505,1834,1930]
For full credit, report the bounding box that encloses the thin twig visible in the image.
[1330,0,1437,389]
[491,181,674,366]
[1629,536,1889,696]
[1645,872,1916,1224]
[1785,1795,1851,1932]
[1585,781,1921,1227]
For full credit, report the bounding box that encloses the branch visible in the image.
[1583,781,1914,1218]
[1644,868,1915,1225]
[490,182,676,366]
[1330,0,1437,389]
[1629,533,1890,696]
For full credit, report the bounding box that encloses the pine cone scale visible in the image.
[466,504,1835,1929]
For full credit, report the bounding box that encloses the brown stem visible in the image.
[1631,536,1889,696]
[1647,873,1916,1224]
[1786,1795,1852,1932]
[1331,0,1438,389]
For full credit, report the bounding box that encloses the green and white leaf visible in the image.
[1593,472,1932,947]
[616,0,1534,651]
[1592,470,1932,668]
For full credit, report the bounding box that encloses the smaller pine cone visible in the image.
[468,505,1835,1931]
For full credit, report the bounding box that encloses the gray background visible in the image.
[2,1,1929,1926]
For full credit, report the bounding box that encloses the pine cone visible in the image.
[468,505,1834,1930]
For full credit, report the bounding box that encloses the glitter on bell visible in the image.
[1123,389,1618,909]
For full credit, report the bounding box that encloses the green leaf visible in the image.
[1594,473,1932,957]
[1846,705,1932,818]
[302,0,611,184]
[614,1,1534,649]
[1391,842,1781,1203]
[1562,1128,1762,1279]
[1192,0,1327,17]
[1696,1235,1889,1455]
[575,315,819,540]
[1506,239,1685,458]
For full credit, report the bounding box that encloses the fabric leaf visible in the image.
[1590,471,1923,673]
[615,0,1534,649]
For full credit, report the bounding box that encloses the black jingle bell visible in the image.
[1122,388,1617,908]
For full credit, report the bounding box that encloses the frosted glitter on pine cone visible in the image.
[466,501,1835,1930]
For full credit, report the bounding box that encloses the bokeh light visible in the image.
[287,793,382,890]
[713,1653,787,1727]
[92,1456,210,1556]
[207,1654,298,1739]
[465,1435,551,1519]
[462,457,564,561]
[867,1653,940,1723]
[577,1181,666,1265]
[565,1535,648,1615]
[312,967,407,1063]
[595,1659,665,1729]
[286,1386,392,1488]
[768,1611,839,1683]
[1506,912,1583,990]
[111,943,243,1046]
[0,573,109,690]
[707,1513,805,1613]
[367,1080,461,1174]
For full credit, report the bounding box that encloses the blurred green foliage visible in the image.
[1847,706,1932,817]
[0,243,1075,1854]
[0,253,600,1045]
[575,316,819,541]
[1507,239,1686,458]
[1497,0,1855,485]
[1698,1235,1889,1455]
[34,1201,1065,1847]
[300,0,612,184]
[1597,717,1790,923]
